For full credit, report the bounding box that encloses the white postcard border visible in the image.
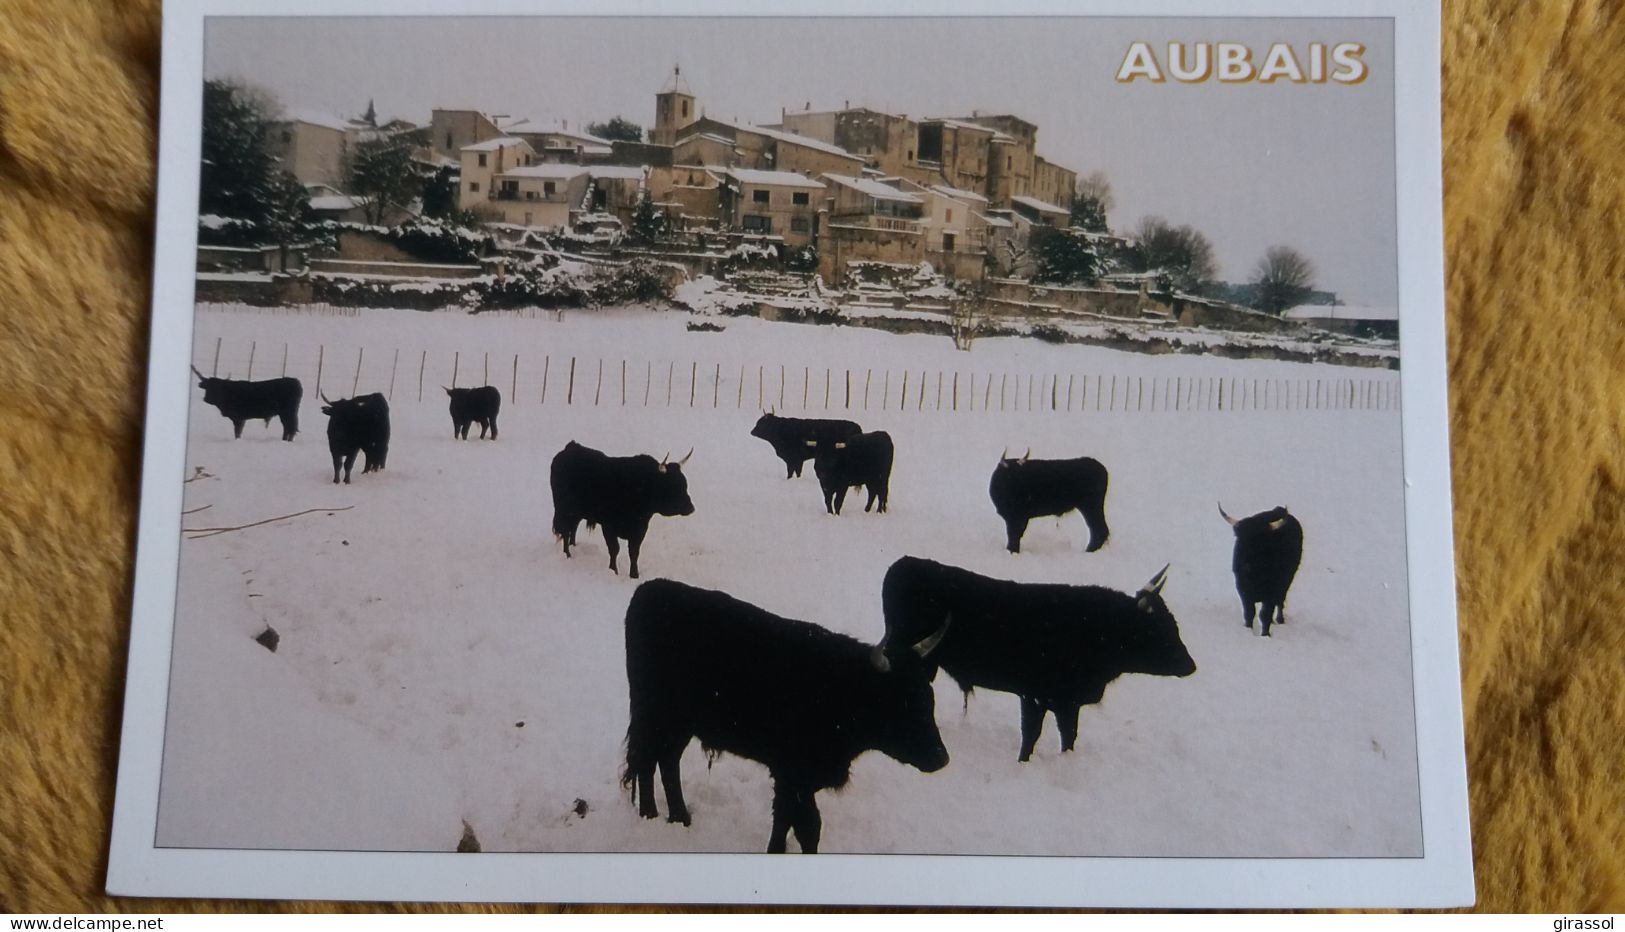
[109,0,1469,907]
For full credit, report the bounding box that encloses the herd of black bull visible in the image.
[194,371,1308,853]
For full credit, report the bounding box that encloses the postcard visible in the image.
[108,0,1470,907]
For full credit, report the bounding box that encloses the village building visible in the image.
[1010,194,1070,228]
[778,106,1078,213]
[819,173,926,283]
[585,165,650,227]
[1282,304,1399,340]
[501,119,616,163]
[645,165,725,231]
[650,66,698,146]
[480,163,591,229]
[430,108,508,164]
[303,184,371,223]
[720,169,824,247]
[457,137,534,212]
[267,109,373,190]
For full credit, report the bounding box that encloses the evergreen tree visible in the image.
[1032,227,1102,285]
[586,116,644,143]
[199,79,282,227]
[629,191,665,245]
[262,170,313,271]
[420,164,460,218]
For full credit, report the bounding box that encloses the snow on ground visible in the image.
[158,303,1420,857]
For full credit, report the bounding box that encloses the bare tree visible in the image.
[1252,245,1317,314]
[1131,216,1217,294]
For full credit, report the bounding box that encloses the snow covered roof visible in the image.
[504,120,614,147]
[309,194,367,211]
[712,120,863,161]
[727,168,824,189]
[926,118,1016,143]
[462,137,528,152]
[1283,304,1398,322]
[588,165,649,180]
[280,109,358,133]
[976,212,1013,228]
[675,132,738,150]
[930,183,988,204]
[823,173,922,203]
[1011,195,1069,216]
[502,164,589,180]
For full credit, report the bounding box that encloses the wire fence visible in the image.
[194,336,1400,414]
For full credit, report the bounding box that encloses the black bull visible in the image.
[749,413,861,478]
[623,578,949,854]
[445,385,501,440]
[877,556,1196,762]
[192,367,302,441]
[811,430,894,515]
[549,441,695,579]
[320,393,390,484]
[989,452,1110,554]
[1220,503,1304,637]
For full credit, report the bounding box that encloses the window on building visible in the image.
[544,181,556,196]
[907,149,914,161]
[792,191,809,205]
[281,130,292,144]
[753,189,770,204]
[478,153,487,167]
[742,215,771,233]
[446,132,453,150]
[946,208,953,222]
[1008,155,1013,170]
[943,233,956,251]
[525,191,538,201]
[682,100,689,118]
[790,217,809,234]
[470,181,480,193]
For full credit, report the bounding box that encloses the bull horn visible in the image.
[911,613,952,659]
[443,386,453,395]
[1000,447,1008,461]
[677,448,693,467]
[321,393,333,404]
[1218,502,1237,526]
[190,365,205,380]
[1020,448,1031,463]
[1141,564,1171,597]
[660,452,669,465]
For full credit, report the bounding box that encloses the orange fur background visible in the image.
[1,0,1621,912]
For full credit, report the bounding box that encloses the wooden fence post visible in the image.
[389,349,399,401]
[864,369,872,410]
[483,352,489,387]
[936,372,942,412]
[452,351,460,390]
[567,356,576,405]
[713,363,720,409]
[352,347,364,396]
[541,355,551,405]
[212,337,222,376]
[844,369,851,409]
[644,361,651,407]
[246,341,256,380]
[512,354,518,403]
[417,350,425,402]
[689,361,697,407]
[953,371,960,412]
[315,345,324,398]
[281,343,288,378]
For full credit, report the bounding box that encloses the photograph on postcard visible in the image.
[158,15,1420,859]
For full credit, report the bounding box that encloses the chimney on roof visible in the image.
[844,99,849,109]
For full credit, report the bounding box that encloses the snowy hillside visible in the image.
[157,303,1421,857]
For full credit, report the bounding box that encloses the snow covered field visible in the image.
[158,303,1421,857]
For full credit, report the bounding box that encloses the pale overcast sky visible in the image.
[206,16,1397,305]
